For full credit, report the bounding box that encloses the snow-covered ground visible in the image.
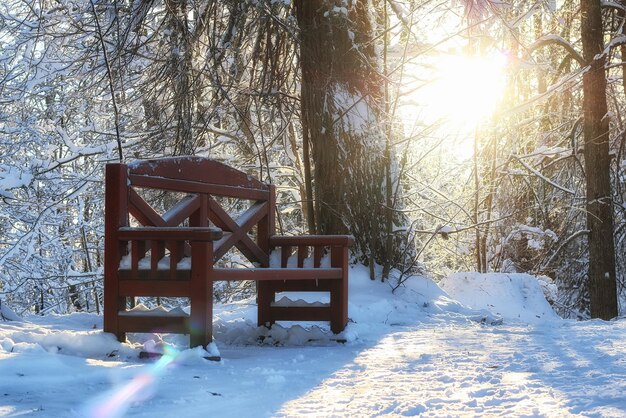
[2,266,626,417]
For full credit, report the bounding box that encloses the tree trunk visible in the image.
[294,0,391,266]
[581,0,619,319]
[165,0,195,156]
[621,0,626,97]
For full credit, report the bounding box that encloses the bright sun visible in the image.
[400,51,508,159]
[421,52,508,127]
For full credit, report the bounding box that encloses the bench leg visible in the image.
[330,278,348,334]
[104,283,127,343]
[189,306,212,348]
[190,299,212,348]
[190,242,213,348]
[257,281,275,328]
[330,245,349,334]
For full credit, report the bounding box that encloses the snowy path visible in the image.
[3,270,626,417]
[277,321,626,417]
[3,318,626,417]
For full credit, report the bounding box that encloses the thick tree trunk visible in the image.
[163,0,198,156]
[581,0,619,319]
[295,0,391,265]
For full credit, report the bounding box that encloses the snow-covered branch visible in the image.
[526,35,585,66]
[511,155,576,195]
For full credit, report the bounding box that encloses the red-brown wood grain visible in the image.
[104,157,353,350]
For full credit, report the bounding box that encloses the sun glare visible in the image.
[399,51,508,160]
[422,52,508,128]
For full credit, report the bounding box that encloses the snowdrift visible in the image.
[440,272,559,324]
[0,300,22,322]
[5,268,626,418]
[0,267,558,360]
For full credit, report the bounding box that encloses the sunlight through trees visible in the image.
[0,0,625,320]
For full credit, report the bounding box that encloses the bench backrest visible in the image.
[105,157,276,268]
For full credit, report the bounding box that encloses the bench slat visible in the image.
[129,174,270,201]
[261,280,335,292]
[117,315,190,334]
[269,235,354,247]
[128,157,268,190]
[213,267,343,281]
[117,226,222,241]
[119,279,191,297]
[268,306,332,321]
[118,268,342,283]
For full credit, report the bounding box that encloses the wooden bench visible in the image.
[104,157,352,348]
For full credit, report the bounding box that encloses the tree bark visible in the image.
[581,0,619,319]
[294,0,391,265]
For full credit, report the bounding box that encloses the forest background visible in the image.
[1,0,625,321]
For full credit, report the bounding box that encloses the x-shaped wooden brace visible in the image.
[209,197,269,266]
[128,189,269,266]
[128,189,202,258]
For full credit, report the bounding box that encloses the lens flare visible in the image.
[84,346,179,418]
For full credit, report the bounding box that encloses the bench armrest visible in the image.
[118,226,223,241]
[269,235,354,247]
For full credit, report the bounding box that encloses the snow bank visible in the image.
[0,312,208,360]
[211,265,504,347]
[440,272,559,324]
[0,267,580,418]
[0,300,22,321]
[0,268,553,361]
[0,314,136,358]
[347,264,502,330]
